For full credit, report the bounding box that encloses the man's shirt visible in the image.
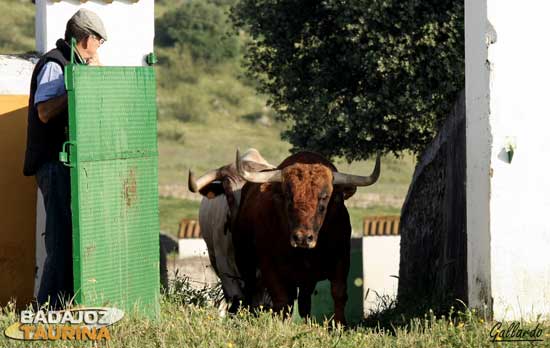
[34,62,66,106]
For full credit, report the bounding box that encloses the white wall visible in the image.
[178,239,209,259]
[0,56,37,94]
[362,236,400,315]
[35,0,154,66]
[486,0,550,320]
[465,0,493,310]
[467,0,550,320]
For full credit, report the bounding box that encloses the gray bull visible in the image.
[188,149,273,312]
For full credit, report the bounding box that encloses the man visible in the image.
[23,8,107,308]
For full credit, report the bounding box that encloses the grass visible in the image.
[1,299,548,348]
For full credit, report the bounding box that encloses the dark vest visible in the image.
[23,39,84,176]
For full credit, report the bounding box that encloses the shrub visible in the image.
[231,0,464,160]
[156,0,240,64]
[164,271,224,307]
[0,1,35,53]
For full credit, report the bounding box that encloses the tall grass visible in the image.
[1,298,547,348]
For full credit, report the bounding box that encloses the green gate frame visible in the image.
[61,62,160,317]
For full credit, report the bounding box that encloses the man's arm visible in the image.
[37,94,68,124]
[34,62,67,124]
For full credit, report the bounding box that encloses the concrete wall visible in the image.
[35,0,154,66]
[398,92,466,307]
[466,0,550,320]
[362,235,399,315]
[484,0,550,320]
[178,239,209,259]
[0,55,38,94]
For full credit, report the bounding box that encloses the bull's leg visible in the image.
[284,285,297,319]
[263,272,292,319]
[329,278,347,326]
[232,227,257,309]
[329,255,350,326]
[297,282,316,319]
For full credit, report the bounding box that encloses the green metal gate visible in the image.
[61,64,160,316]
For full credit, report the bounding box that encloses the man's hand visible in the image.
[37,94,68,124]
[86,53,102,66]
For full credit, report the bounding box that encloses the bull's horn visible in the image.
[333,155,381,187]
[236,148,282,183]
[188,168,220,193]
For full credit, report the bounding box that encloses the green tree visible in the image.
[231,0,464,160]
[156,0,240,64]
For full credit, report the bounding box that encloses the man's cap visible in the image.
[69,8,108,41]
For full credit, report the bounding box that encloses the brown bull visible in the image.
[233,150,380,325]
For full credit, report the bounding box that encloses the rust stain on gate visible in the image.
[123,168,138,207]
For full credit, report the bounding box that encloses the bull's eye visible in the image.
[318,204,325,213]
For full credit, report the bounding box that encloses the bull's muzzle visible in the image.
[290,230,317,249]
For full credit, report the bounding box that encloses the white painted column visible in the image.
[465,0,492,310]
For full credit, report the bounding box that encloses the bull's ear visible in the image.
[261,183,284,203]
[262,182,284,194]
[334,185,357,200]
[199,182,225,199]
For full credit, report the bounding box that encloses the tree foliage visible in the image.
[0,0,35,53]
[156,0,240,64]
[231,0,464,160]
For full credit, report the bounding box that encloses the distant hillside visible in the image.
[0,0,416,208]
[0,0,35,54]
